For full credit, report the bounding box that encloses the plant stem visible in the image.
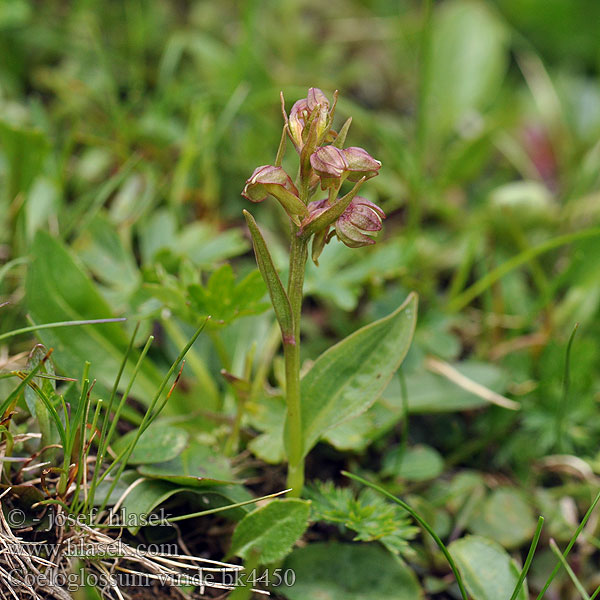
[284,229,308,496]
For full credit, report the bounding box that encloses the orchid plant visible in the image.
[242,88,390,495]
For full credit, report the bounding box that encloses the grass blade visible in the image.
[343,470,469,600]
[0,318,127,343]
[535,489,600,599]
[509,516,544,600]
[549,538,590,599]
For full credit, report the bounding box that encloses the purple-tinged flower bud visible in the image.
[343,147,382,181]
[284,88,332,153]
[302,198,333,265]
[242,165,308,224]
[300,197,330,229]
[310,146,348,188]
[307,88,330,112]
[334,196,385,248]
[310,146,381,190]
[288,99,309,151]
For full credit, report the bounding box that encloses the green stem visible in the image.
[285,230,308,496]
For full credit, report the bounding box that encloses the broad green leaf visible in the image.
[25,230,163,399]
[449,536,527,600]
[282,542,423,600]
[139,211,249,267]
[322,412,376,452]
[304,240,408,311]
[179,222,249,267]
[112,423,189,465]
[95,473,251,530]
[23,344,55,418]
[469,488,537,549]
[0,0,31,27]
[114,477,219,535]
[243,209,293,340]
[93,471,139,507]
[296,292,417,457]
[138,441,236,487]
[424,0,509,143]
[382,445,444,482]
[228,498,310,564]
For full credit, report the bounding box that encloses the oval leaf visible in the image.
[296,292,417,457]
[228,498,310,564]
[382,445,444,482]
[137,441,237,487]
[449,535,527,600]
[469,488,537,549]
[112,423,189,465]
[282,542,423,600]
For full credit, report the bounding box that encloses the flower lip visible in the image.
[242,165,299,202]
[306,88,329,112]
[241,164,308,224]
[342,147,382,181]
[335,196,386,248]
[289,98,309,122]
[300,198,331,229]
[285,89,331,152]
[310,146,347,178]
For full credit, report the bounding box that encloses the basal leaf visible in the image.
[114,477,204,535]
[112,423,189,465]
[137,441,237,487]
[469,488,537,549]
[296,292,417,457]
[382,445,444,482]
[282,542,423,600]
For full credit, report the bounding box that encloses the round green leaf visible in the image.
[469,487,537,549]
[282,542,423,600]
[383,445,444,481]
[449,535,527,600]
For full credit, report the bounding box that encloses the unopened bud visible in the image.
[334,197,385,248]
